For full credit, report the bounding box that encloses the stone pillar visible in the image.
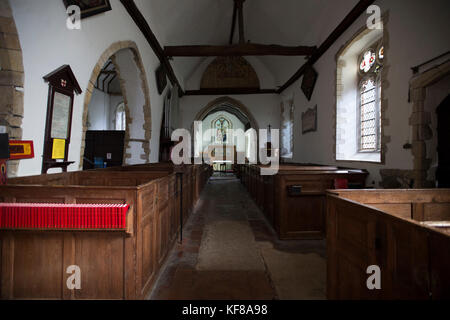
[0,0,24,177]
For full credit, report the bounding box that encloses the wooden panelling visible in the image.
[11,233,64,299]
[327,189,450,300]
[73,233,125,300]
[424,203,450,221]
[238,163,368,240]
[0,163,212,300]
[368,203,412,220]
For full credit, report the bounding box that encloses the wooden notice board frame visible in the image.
[42,65,82,173]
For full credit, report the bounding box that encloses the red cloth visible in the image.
[334,178,349,189]
[0,203,129,229]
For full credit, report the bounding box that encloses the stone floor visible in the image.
[149,174,327,300]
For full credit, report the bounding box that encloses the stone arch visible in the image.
[192,96,259,132]
[409,59,450,188]
[80,41,152,168]
[0,0,24,177]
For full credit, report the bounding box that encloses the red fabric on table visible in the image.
[0,203,129,229]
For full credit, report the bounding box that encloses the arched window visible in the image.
[115,102,126,131]
[213,116,232,144]
[358,42,383,151]
[335,25,384,163]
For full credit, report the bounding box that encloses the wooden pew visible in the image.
[239,164,368,240]
[327,189,450,299]
[0,163,212,300]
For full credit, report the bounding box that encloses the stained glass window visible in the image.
[359,50,376,73]
[378,46,384,60]
[214,117,231,144]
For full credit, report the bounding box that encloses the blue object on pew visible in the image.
[94,157,104,169]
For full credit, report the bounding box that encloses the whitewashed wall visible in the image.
[10,0,168,176]
[180,55,281,146]
[282,0,450,186]
[180,94,281,136]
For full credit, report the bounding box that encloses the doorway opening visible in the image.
[436,95,450,188]
[83,58,126,170]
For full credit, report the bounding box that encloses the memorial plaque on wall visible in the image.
[302,105,318,134]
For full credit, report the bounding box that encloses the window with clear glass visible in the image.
[115,102,126,131]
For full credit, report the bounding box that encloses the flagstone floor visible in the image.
[149,174,327,300]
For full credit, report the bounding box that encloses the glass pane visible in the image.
[51,92,71,139]
[359,50,376,73]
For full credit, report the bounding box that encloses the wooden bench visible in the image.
[0,163,211,300]
[327,189,450,299]
[238,164,368,240]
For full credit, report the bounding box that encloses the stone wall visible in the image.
[0,0,23,177]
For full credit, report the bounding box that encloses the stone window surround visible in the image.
[409,60,450,188]
[80,41,152,168]
[333,12,391,165]
[0,0,24,177]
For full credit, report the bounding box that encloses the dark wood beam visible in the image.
[119,0,184,95]
[229,1,238,44]
[236,0,245,44]
[277,0,375,93]
[185,88,278,96]
[165,43,317,57]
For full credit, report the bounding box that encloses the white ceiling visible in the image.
[135,0,359,88]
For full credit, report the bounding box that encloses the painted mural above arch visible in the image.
[200,57,260,90]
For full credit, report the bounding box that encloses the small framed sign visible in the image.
[302,105,318,134]
[9,140,34,160]
[63,0,112,19]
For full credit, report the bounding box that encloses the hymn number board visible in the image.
[42,65,82,173]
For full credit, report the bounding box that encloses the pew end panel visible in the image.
[327,189,450,300]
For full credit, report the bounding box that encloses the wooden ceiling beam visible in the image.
[237,0,245,44]
[229,1,238,44]
[165,43,317,57]
[185,88,278,96]
[277,0,375,93]
[119,0,184,95]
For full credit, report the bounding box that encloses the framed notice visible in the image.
[42,65,82,173]
[9,140,34,160]
[51,92,72,139]
[52,139,66,159]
